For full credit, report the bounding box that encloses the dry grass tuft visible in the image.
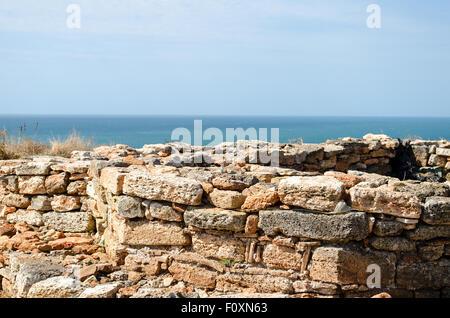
[3,138,49,159]
[49,130,93,157]
[0,129,93,159]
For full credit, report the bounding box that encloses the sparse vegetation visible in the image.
[0,126,93,160]
[49,130,93,157]
[220,258,236,267]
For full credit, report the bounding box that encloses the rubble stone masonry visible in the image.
[0,134,449,298]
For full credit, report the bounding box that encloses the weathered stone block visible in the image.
[67,181,87,196]
[184,207,247,232]
[373,220,403,237]
[292,280,339,295]
[349,184,422,219]
[423,197,450,225]
[109,195,144,219]
[27,276,83,298]
[8,254,65,297]
[241,189,279,212]
[168,262,217,289]
[112,216,190,246]
[50,161,90,174]
[79,283,121,298]
[18,176,46,195]
[396,259,450,290]
[212,174,256,191]
[406,225,450,240]
[216,273,293,294]
[258,210,370,241]
[309,246,396,286]
[191,232,246,262]
[42,211,95,232]
[146,201,183,222]
[370,237,416,252]
[0,175,18,192]
[0,193,30,208]
[278,176,345,211]
[15,162,51,175]
[99,167,127,195]
[411,145,429,167]
[262,244,303,271]
[436,148,450,157]
[428,154,447,167]
[44,173,69,195]
[51,195,81,212]
[418,245,445,261]
[6,209,43,226]
[208,189,245,209]
[30,195,52,211]
[123,170,203,205]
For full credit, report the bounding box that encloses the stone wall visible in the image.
[0,134,449,298]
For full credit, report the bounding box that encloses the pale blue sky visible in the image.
[0,0,449,116]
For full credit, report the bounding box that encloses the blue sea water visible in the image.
[0,115,449,148]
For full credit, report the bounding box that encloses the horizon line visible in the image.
[1,114,450,119]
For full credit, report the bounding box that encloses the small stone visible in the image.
[208,189,245,209]
[334,201,352,212]
[6,209,43,226]
[168,262,217,289]
[262,244,303,271]
[423,197,450,225]
[212,175,256,191]
[428,154,447,167]
[418,245,445,261]
[192,232,246,262]
[111,195,144,219]
[111,215,191,246]
[31,195,52,211]
[99,167,127,195]
[43,212,95,232]
[406,225,450,241]
[258,210,370,242]
[370,237,416,252]
[163,277,174,287]
[0,223,16,237]
[18,176,46,195]
[27,276,83,298]
[278,176,345,212]
[293,280,339,295]
[79,283,121,298]
[45,173,69,194]
[184,207,247,232]
[309,246,396,285]
[49,236,94,250]
[0,193,30,208]
[373,220,403,237]
[245,215,259,234]
[67,181,87,196]
[51,195,81,212]
[146,201,183,222]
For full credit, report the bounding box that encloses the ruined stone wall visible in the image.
[0,134,449,298]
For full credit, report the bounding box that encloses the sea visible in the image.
[0,115,449,148]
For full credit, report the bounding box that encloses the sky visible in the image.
[0,0,449,116]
